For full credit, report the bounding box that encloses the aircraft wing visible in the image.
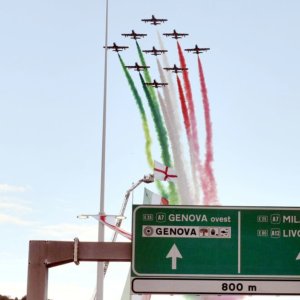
[105,45,127,50]
[115,47,128,51]
[141,18,167,23]
[141,18,154,23]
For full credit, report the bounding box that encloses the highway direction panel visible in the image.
[131,205,300,295]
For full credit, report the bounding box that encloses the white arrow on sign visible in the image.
[166,243,182,270]
[296,252,300,260]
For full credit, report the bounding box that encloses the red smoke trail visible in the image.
[176,75,208,203]
[177,41,209,204]
[198,55,218,205]
[177,41,198,150]
[176,75,191,139]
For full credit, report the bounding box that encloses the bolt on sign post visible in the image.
[131,205,300,295]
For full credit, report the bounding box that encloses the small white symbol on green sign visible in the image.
[166,244,182,270]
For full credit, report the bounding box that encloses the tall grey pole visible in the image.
[96,0,109,299]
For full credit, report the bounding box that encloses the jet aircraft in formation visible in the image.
[142,46,168,56]
[185,44,210,54]
[104,43,128,52]
[126,62,150,72]
[122,30,147,40]
[141,15,168,25]
[163,64,188,74]
[163,30,188,39]
[106,18,210,83]
[145,79,168,88]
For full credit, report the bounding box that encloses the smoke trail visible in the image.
[157,33,195,204]
[198,55,218,205]
[136,40,173,166]
[157,58,193,203]
[177,75,191,137]
[157,89,191,204]
[118,54,167,197]
[119,54,152,167]
[177,42,206,204]
[177,41,200,160]
[136,41,157,104]
[157,32,181,117]
[176,74,205,205]
[139,73,178,204]
[135,41,179,203]
[139,73,170,165]
[177,42,194,113]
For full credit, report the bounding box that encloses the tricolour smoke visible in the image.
[177,41,207,204]
[139,73,178,204]
[157,33,195,204]
[118,54,167,198]
[176,74,205,204]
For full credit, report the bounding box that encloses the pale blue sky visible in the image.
[0,0,299,299]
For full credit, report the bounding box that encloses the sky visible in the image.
[0,0,300,299]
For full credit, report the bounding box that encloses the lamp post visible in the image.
[97,0,109,298]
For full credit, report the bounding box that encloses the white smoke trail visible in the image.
[157,31,182,130]
[157,32,198,203]
[157,89,192,204]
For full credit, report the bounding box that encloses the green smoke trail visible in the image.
[139,74,169,163]
[136,41,158,102]
[136,43,179,203]
[118,54,167,197]
[119,54,152,167]
[139,73,178,204]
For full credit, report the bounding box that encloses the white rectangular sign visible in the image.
[132,278,300,295]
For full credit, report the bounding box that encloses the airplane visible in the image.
[163,29,189,39]
[145,79,168,88]
[141,15,168,25]
[103,42,128,52]
[122,30,147,40]
[142,46,168,56]
[163,64,188,74]
[185,44,210,54]
[126,62,150,72]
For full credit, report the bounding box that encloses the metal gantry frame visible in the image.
[26,240,131,300]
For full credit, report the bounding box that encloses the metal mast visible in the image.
[96,0,109,299]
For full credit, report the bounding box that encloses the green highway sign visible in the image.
[131,205,300,295]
